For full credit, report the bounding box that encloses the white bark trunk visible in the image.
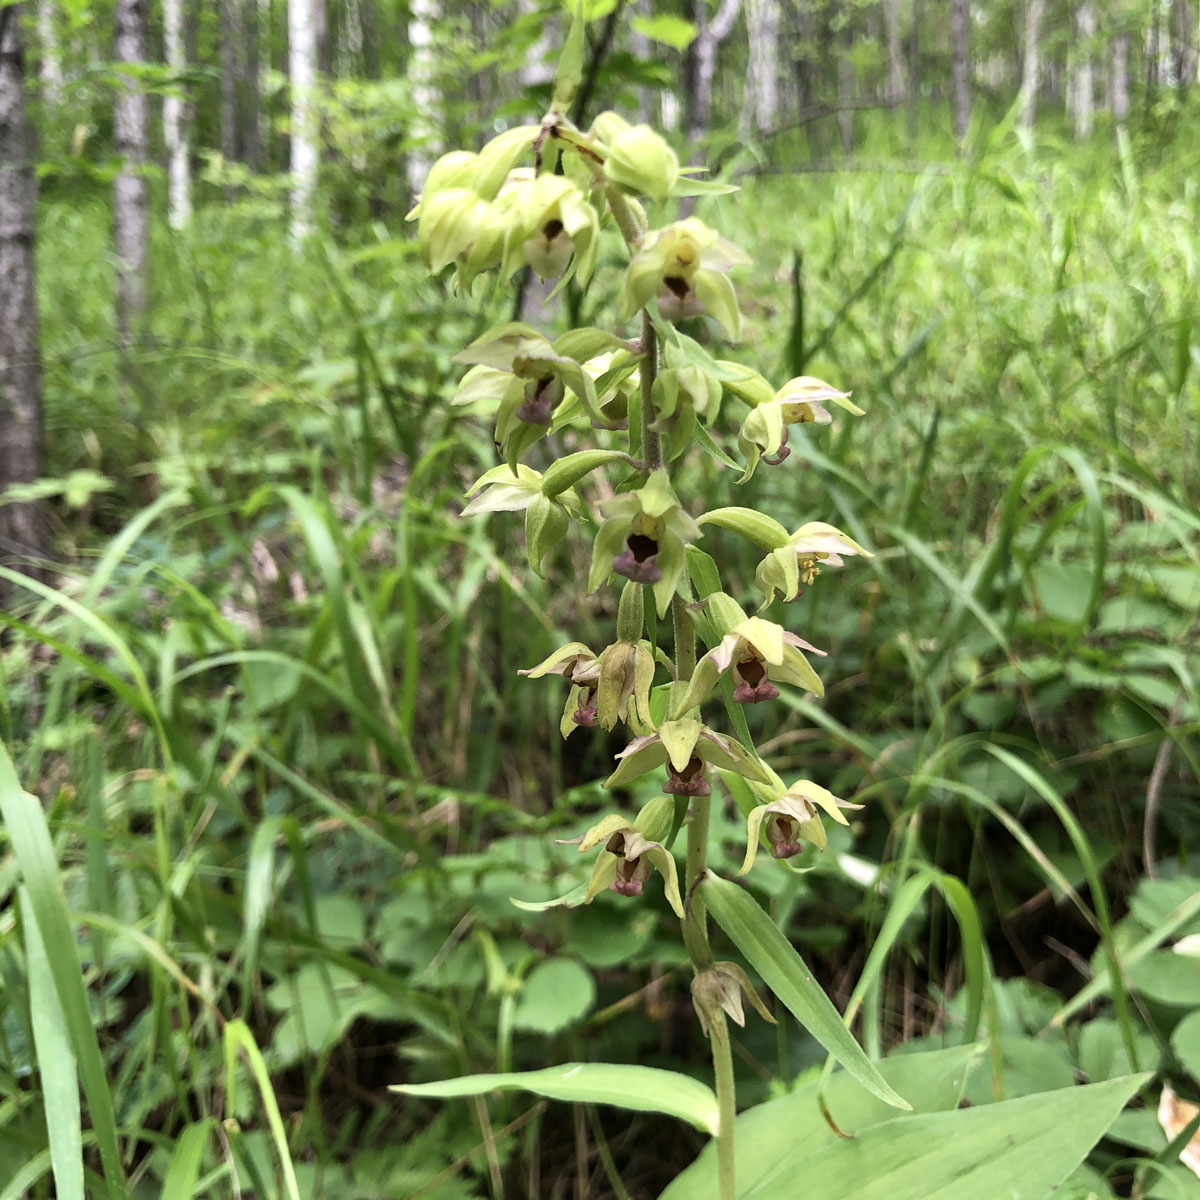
[289,0,318,240]
[36,0,61,103]
[687,0,741,143]
[0,6,48,578]
[1111,30,1130,123]
[740,0,779,138]
[407,0,441,196]
[164,0,191,229]
[1073,1,1096,139]
[882,0,903,103]
[114,0,149,346]
[1018,0,1044,127]
[950,0,970,140]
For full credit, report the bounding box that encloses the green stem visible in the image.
[709,1012,738,1200]
[683,797,713,969]
[640,309,662,471]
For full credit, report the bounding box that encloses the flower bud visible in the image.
[605,125,680,204]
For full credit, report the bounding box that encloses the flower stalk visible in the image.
[412,45,871,1198]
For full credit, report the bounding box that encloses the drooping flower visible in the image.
[518,642,602,736]
[572,813,684,917]
[620,219,749,340]
[690,961,776,1037]
[588,469,700,617]
[603,123,680,204]
[740,778,862,874]
[755,521,873,604]
[671,616,825,716]
[604,717,773,795]
[500,174,600,283]
[736,376,864,481]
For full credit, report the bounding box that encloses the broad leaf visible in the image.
[745,1074,1149,1199]
[701,874,908,1110]
[392,1063,719,1134]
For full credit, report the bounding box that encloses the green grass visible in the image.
[1,115,1198,1197]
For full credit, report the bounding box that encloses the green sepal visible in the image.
[698,507,790,551]
[554,327,630,363]
[716,361,776,407]
[541,450,631,499]
[634,795,674,843]
[473,125,540,200]
[525,494,569,577]
[694,268,741,342]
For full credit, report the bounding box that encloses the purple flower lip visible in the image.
[665,754,710,796]
[766,814,805,859]
[613,534,662,584]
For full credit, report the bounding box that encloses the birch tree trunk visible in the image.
[114,0,149,351]
[950,0,971,139]
[687,0,741,143]
[36,0,61,103]
[1072,1,1096,138]
[740,0,779,138]
[164,0,191,229]
[1174,0,1198,88]
[1111,30,1130,122]
[406,0,441,195]
[0,6,48,582]
[882,0,904,104]
[220,0,238,163]
[289,0,318,240]
[1018,0,1044,127]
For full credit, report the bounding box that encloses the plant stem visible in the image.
[640,309,662,471]
[709,1012,738,1200]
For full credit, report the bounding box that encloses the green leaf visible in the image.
[0,739,129,1200]
[22,888,83,1200]
[512,959,596,1035]
[511,882,591,911]
[391,1063,720,1134]
[743,1074,1149,1199]
[552,2,586,114]
[662,1045,982,1200]
[700,874,909,1110]
[1171,1008,1200,1081]
[630,13,696,50]
[158,1121,214,1200]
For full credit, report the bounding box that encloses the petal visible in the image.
[604,737,669,788]
[579,814,636,854]
[736,616,785,665]
[669,654,722,718]
[771,644,825,697]
[693,269,741,341]
[518,642,597,679]
[584,852,620,904]
[644,845,685,917]
[658,718,703,772]
[740,805,772,875]
[789,780,859,826]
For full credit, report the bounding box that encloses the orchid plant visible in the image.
[393,14,909,1197]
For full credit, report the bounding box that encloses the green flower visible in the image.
[740,778,861,873]
[620,219,749,340]
[755,521,873,604]
[519,642,602,737]
[604,124,680,204]
[604,716,772,795]
[651,366,722,461]
[588,470,699,617]
[671,616,825,715]
[573,814,684,917]
[500,174,600,283]
[737,376,863,481]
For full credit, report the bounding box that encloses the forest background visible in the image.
[0,0,1199,1197]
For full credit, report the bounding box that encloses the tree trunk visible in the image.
[1072,1,1095,138]
[114,0,149,351]
[949,0,970,140]
[837,25,854,155]
[289,0,318,239]
[1174,0,1198,88]
[1111,30,1130,123]
[0,6,49,583]
[882,0,904,104]
[406,0,441,195]
[164,0,191,229]
[1018,0,1044,127]
[740,0,779,138]
[220,0,238,163]
[687,0,741,143]
[36,0,61,104]
[243,0,261,169]
[907,0,920,141]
